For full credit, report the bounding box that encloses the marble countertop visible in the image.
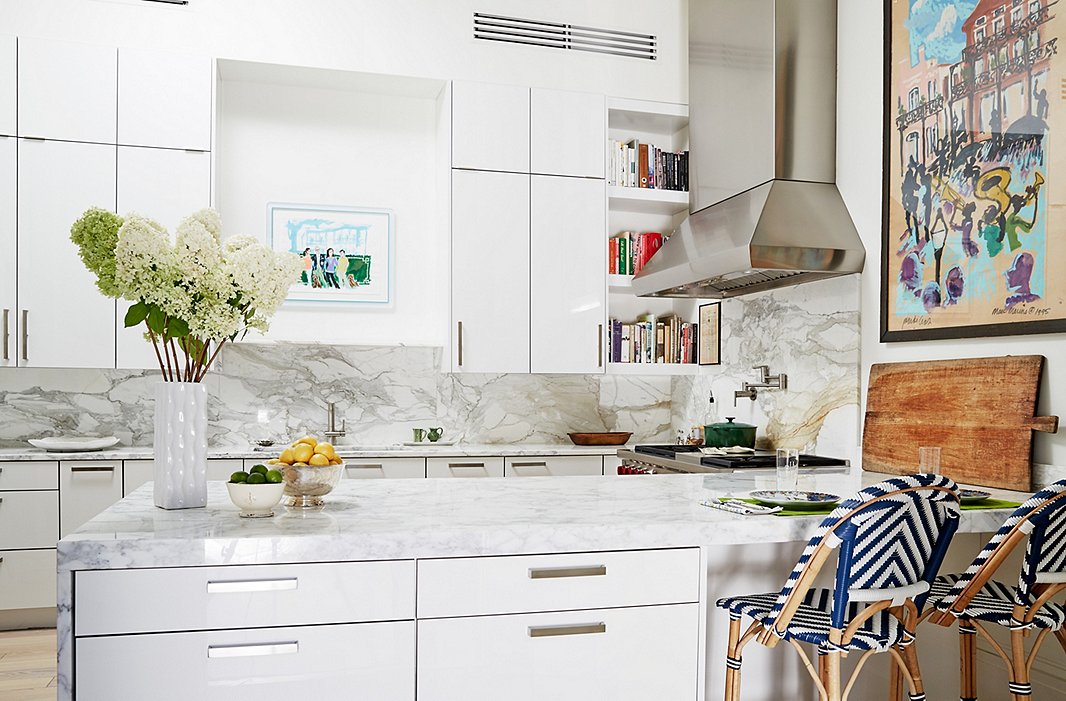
[0,443,623,462]
[57,471,1026,572]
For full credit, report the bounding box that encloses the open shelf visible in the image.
[607,97,689,134]
[606,362,699,376]
[608,185,689,215]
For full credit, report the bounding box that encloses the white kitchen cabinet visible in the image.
[451,80,529,173]
[344,457,426,479]
[59,461,122,537]
[426,457,504,479]
[0,491,58,549]
[530,175,606,374]
[0,549,57,610]
[115,146,212,369]
[0,460,58,491]
[504,455,603,477]
[124,459,243,495]
[530,88,605,178]
[418,603,699,701]
[0,36,14,136]
[77,620,416,701]
[118,48,212,151]
[0,137,14,367]
[602,454,624,476]
[17,139,116,368]
[450,169,530,373]
[17,37,116,144]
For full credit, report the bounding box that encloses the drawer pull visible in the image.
[207,578,298,594]
[529,622,606,638]
[207,641,299,658]
[529,565,607,579]
[346,464,385,470]
[70,465,116,473]
[448,462,485,469]
[511,461,548,468]
[2,308,8,361]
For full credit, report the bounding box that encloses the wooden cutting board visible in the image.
[862,355,1058,491]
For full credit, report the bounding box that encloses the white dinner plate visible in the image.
[401,439,458,446]
[959,489,993,505]
[28,436,120,452]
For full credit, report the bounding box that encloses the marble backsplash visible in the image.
[0,277,860,452]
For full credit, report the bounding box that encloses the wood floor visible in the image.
[0,629,57,701]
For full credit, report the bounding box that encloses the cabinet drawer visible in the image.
[426,457,504,479]
[417,547,699,618]
[344,457,425,479]
[505,455,603,477]
[77,620,415,701]
[60,461,122,537]
[75,560,415,636]
[0,549,57,609]
[0,491,58,549]
[418,603,699,701]
[0,461,58,490]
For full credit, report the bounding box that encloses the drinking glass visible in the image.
[919,446,941,475]
[776,448,800,492]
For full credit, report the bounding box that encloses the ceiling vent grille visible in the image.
[473,13,657,60]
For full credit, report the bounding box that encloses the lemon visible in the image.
[246,472,266,484]
[309,453,330,466]
[292,443,314,463]
[330,456,342,465]
[313,442,335,459]
[265,469,283,483]
[278,447,295,464]
[229,471,248,484]
[293,461,308,467]
[296,435,318,448]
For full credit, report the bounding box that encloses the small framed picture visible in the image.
[698,302,721,366]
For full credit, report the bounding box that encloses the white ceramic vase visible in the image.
[153,382,208,509]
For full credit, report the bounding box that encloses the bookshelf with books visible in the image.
[605,97,699,375]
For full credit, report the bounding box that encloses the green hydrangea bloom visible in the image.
[70,208,124,298]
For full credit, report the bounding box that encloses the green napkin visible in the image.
[735,497,1022,518]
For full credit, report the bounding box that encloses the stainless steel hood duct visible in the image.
[632,0,865,299]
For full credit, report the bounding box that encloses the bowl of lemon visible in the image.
[267,435,344,508]
[227,464,286,517]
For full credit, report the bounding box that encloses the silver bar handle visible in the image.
[207,578,298,594]
[512,461,548,468]
[70,465,116,473]
[207,641,299,658]
[20,310,27,362]
[457,321,463,367]
[529,565,607,579]
[2,309,8,361]
[346,464,385,470]
[528,622,606,638]
[598,323,603,368]
[448,462,485,468]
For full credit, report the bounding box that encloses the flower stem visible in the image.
[194,339,226,382]
[147,328,169,381]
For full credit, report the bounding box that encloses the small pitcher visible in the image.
[427,427,444,442]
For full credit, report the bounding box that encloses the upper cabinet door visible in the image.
[452,81,529,173]
[0,36,15,136]
[18,37,116,144]
[451,169,530,374]
[530,176,606,374]
[530,89,605,179]
[0,137,15,367]
[115,146,211,369]
[118,48,212,151]
[17,139,116,368]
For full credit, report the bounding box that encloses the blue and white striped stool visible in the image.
[716,474,961,701]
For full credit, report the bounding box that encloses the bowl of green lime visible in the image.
[226,464,285,518]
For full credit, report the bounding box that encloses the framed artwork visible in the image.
[882,0,1066,341]
[268,203,394,304]
[698,302,721,366]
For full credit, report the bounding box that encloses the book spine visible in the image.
[618,235,628,275]
[611,319,622,362]
[690,322,698,364]
[638,143,649,188]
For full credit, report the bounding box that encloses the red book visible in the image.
[640,232,663,269]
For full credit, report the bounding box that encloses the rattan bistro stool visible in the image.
[920,480,1066,701]
[716,474,961,701]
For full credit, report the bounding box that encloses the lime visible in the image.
[246,472,267,484]
[229,471,248,483]
[249,464,269,475]
[265,469,283,484]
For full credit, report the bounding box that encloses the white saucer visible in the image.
[28,436,120,452]
[402,439,458,446]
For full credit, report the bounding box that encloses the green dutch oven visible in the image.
[703,417,757,448]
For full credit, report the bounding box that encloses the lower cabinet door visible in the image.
[417,603,699,701]
[504,455,603,477]
[343,457,426,479]
[0,491,58,548]
[426,457,504,478]
[0,549,57,609]
[59,461,122,537]
[76,620,415,701]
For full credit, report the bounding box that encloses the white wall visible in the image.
[1,0,686,103]
[217,78,444,345]
[837,0,1066,470]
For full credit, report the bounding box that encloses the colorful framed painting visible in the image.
[268,203,394,305]
[882,0,1066,341]
[698,302,722,366]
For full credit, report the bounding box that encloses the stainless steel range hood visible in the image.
[632,0,865,299]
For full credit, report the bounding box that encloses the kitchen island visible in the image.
[57,472,1021,701]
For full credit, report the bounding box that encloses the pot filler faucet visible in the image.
[734,365,788,405]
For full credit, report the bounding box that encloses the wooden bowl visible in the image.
[567,432,633,446]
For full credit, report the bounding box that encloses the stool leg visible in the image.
[725,616,742,701]
[824,650,842,701]
[1008,628,1031,700]
[899,641,926,701]
[887,654,903,701]
[1055,628,1066,656]
[960,620,977,701]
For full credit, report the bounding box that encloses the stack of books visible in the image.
[608,315,698,365]
[607,139,689,191]
[609,231,666,275]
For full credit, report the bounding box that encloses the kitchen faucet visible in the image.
[324,402,346,439]
[734,365,788,405]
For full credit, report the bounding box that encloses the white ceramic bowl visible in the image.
[226,481,286,518]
